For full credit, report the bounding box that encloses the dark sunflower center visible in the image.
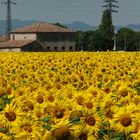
[119,114,132,127]
[85,102,93,109]
[5,111,16,122]
[78,133,87,140]
[37,95,44,103]
[105,109,114,119]
[85,115,96,126]
[55,110,64,118]
[76,96,84,105]
[22,124,32,133]
[104,88,110,94]
[48,95,54,102]
[36,111,42,118]
[120,90,128,97]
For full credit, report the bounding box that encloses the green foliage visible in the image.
[53,23,67,29]
[99,9,114,51]
[99,9,114,37]
[38,115,51,122]
[134,31,140,51]
[82,30,96,51]
[117,28,137,51]
[42,125,52,131]
[75,31,84,51]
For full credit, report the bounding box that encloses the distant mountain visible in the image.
[126,24,140,31]
[0,19,39,35]
[1,19,140,35]
[64,21,98,31]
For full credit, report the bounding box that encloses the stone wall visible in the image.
[10,33,37,41]
[0,48,21,52]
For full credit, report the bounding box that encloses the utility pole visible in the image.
[1,0,16,40]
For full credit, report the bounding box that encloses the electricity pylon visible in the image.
[102,0,119,16]
[102,0,119,51]
[1,0,16,40]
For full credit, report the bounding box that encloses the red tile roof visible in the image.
[11,22,74,33]
[0,36,6,42]
[0,40,35,48]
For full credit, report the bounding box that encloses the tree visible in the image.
[134,31,140,51]
[99,9,114,51]
[91,30,105,51]
[117,28,137,51]
[53,23,67,29]
[75,31,84,51]
[82,31,95,51]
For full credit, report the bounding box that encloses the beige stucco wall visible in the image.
[0,48,21,52]
[42,41,75,51]
[10,33,37,40]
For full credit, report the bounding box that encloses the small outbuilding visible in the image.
[0,40,42,52]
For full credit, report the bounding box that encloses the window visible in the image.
[12,35,15,40]
[69,46,73,51]
[47,46,50,51]
[24,36,26,40]
[54,46,58,51]
[62,46,65,51]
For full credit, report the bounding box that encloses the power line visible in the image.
[1,0,16,40]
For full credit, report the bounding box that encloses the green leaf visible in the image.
[71,116,80,124]
[0,127,6,132]
[133,84,140,95]
[112,136,125,140]
[4,98,11,104]
[42,125,52,131]
[39,115,51,122]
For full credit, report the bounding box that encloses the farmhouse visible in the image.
[0,22,75,52]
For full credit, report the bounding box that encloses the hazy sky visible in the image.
[0,0,140,26]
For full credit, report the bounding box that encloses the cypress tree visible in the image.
[99,9,114,51]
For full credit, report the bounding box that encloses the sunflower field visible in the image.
[0,52,140,140]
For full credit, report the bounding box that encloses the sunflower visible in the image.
[50,119,74,140]
[82,93,97,110]
[49,100,71,124]
[71,124,97,140]
[100,94,117,110]
[14,117,42,140]
[31,89,47,106]
[0,119,12,140]
[130,121,140,140]
[19,98,34,115]
[86,87,99,99]
[117,85,136,105]
[80,109,101,137]
[42,131,55,140]
[112,104,138,135]
[73,91,85,107]
[31,104,45,120]
[130,131,140,140]
[1,100,25,127]
[0,133,12,140]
